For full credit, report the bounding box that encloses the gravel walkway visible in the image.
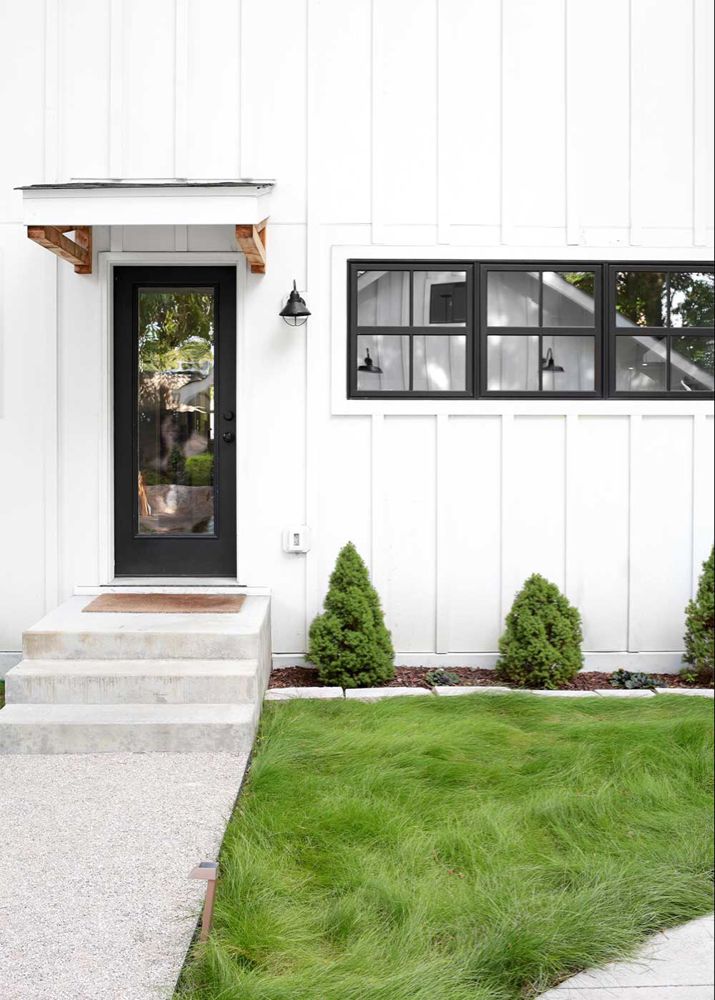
[0,752,249,1000]
[539,914,714,999]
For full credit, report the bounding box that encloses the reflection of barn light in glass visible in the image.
[358,349,382,374]
[541,347,564,374]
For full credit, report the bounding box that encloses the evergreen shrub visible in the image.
[682,547,714,685]
[308,542,395,688]
[496,573,583,689]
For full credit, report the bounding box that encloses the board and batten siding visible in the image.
[0,0,713,667]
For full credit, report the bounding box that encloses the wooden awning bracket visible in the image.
[235,217,268,274]
[27,225,92,274]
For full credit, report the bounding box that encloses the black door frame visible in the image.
[113,265,237,577]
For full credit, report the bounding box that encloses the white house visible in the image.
[0,0,713,696]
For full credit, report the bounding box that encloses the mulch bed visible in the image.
[269,666,701,691]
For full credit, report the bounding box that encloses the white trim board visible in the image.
[273,652,687,674]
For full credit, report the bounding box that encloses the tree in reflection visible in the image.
[138,291,214,372]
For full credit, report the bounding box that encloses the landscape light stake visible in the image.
[189,861,219,942]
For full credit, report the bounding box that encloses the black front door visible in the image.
[114,266,237,577]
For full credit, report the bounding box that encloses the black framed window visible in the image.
[610,266,714,396]
[347,260,714,400]
[481,265,601,397]
[348,263,474,397]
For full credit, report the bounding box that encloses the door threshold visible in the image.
[74,582,271,596]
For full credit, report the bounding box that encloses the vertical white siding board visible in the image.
[571,417,630,651]
[122,0,176,178]
[499,412,514,626]
[435,415,450,653]
[502,416,567,603]
[370,413,385,600]
[311,0,371,223]
[438,0,501,237]
[692,414,714,593]
[59,0,111,181]
[631,417,694,652]
[43,0,60,183]
[241,0,307,222]
[627,414,641,651]
[502,0,566,234]
[694,0,714,245]
[566,0,629,237]
[109,0,124,177]
[174,0,189,178]
[0,0,45,222]
[239,226,307,651]
[382,416,437,651]
[631,0,693,238]
[372,0,438,231]
[186,0,241,179]
[448,416,502,653]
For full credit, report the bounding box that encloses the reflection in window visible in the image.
[413,271,467,326]
[615,335,667,392]
[670,272,715,328]
[541,336,595,392]
[487,335,539,391]
[413,336,466,391]
[356,334,410,391]
[615,272,668,327]
[542,272,596,327]
[137,288,215,535]
[487,271,539,326]
[357,270,410,326]
[670,336,715,392]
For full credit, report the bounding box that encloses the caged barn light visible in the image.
[279,280,311,327]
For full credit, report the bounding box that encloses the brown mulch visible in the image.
[269,666,700,691]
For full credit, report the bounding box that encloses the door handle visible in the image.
[222,431,235,444]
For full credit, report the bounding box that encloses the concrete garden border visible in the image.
[266,686,714,702]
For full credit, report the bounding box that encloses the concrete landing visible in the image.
[0,750,249,1000]
[0,594,271,754]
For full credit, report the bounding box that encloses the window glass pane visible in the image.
[615,271,667,328]
[413,271,468,326]
[412,336,466,391]
[356,334,410,391]
[541,336,595,392]
[670,336,715,392]
[137,288,215,535]
[357,270,409,326]
[487,271,539,327]
[615,335,667,392]
[669,272,715,328]
[487,335,539,391]
[542,272,596,327]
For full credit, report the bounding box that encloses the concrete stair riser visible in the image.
[0,703,259,755]
[6,659,265,705]
[0,595,272,754]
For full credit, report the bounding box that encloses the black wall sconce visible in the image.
[279,280,311,326]
[541,347,564,374]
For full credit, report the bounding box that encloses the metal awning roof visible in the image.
[17,179,274,226]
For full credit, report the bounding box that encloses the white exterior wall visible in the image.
[0,0,713,668]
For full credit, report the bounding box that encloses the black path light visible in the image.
[279,280,311,326]
[358,349,383,375]
[541,347,565,374]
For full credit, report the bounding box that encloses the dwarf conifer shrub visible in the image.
[308,542,395,688]
[682,547,714,685]
[496,573,583,689]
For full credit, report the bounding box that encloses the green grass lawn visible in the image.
[177,694,714,1000]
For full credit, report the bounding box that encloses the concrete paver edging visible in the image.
[265,685,714,702]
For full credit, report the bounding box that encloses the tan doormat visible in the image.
[82,593,246,614]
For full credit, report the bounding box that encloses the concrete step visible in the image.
[0,703,258,754]
[5,659,266,705]
[22,595,271,661]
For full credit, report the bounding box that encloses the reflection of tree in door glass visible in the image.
[136,289,216,536]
